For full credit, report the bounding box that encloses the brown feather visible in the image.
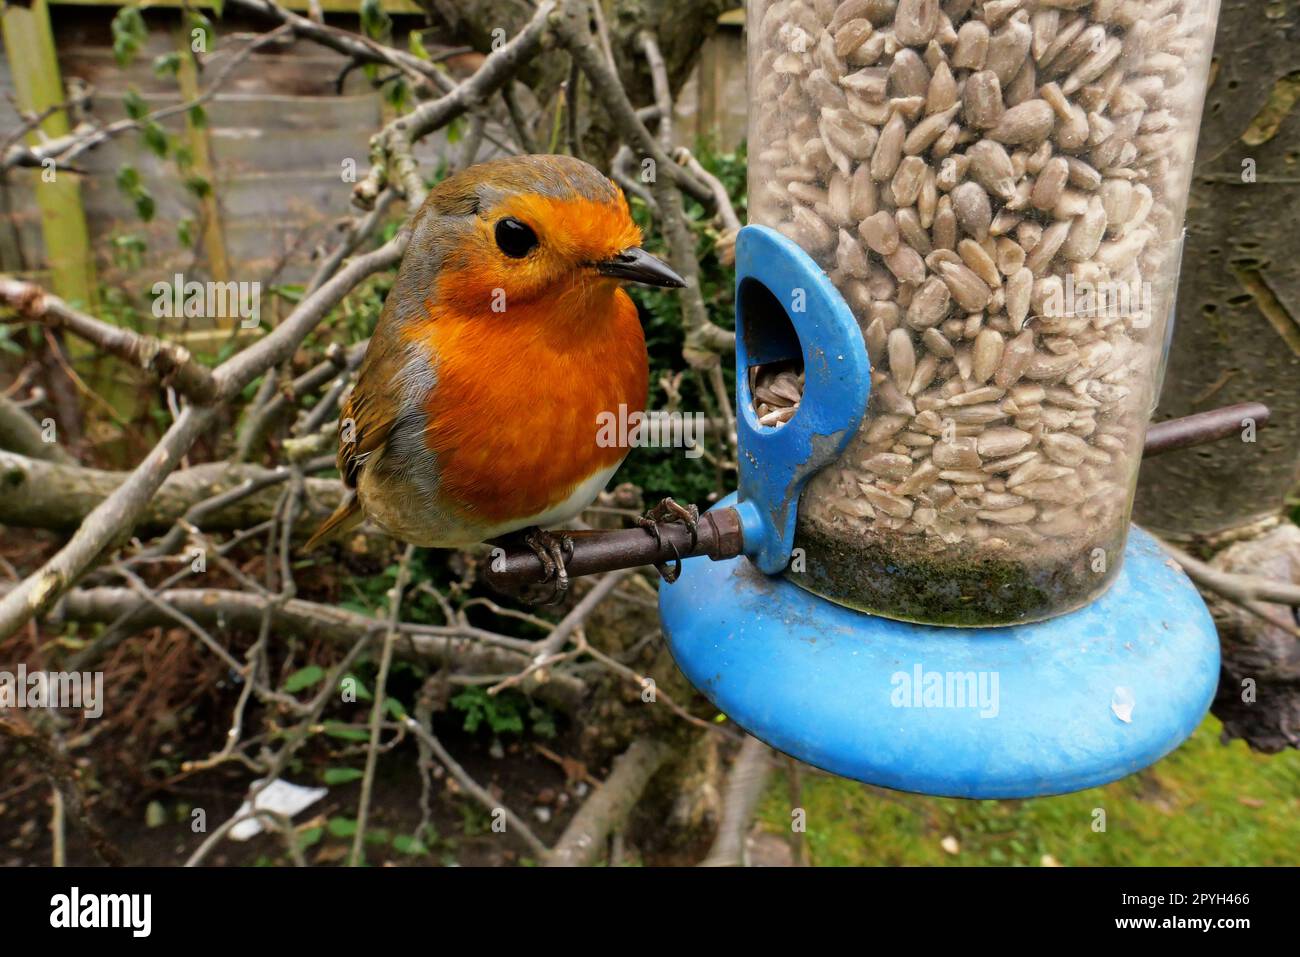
[304,490,363,551]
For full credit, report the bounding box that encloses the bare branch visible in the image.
[1157,537,1300,607]
[1,27,292,173]
[0,236,403,638]
[674,146,743,234]
[553,1,713,206]
[354,0,558,207]
[402,713,549,858]
[0,393,74,464]
[227,0,445,91]
[0,450,342,533]
[38,584,588,712]
[546,737,671,866]
[701,736,774,867]
[0,278,220,404]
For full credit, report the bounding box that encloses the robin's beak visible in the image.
[595,247,686,288]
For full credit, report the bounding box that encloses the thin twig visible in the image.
[350,543,416,866]
[402,714,548,857]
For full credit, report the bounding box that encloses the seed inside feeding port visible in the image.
[750,360,804,429]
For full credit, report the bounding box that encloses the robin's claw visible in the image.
[523,527,574,606]
[636,513,664,551]
[652,540,684,585]
[637,497,699,582]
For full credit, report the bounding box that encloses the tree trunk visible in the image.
[1133,1,1300,536]
[1132,2,1300,753]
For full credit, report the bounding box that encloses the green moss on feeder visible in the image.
[791,521,1125,628]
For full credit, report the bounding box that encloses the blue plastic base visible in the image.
[659,497,1220,798]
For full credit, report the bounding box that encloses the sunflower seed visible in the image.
[857,484,912,518]
[989,99,1055,144]
[972,329,1005,384]
[966,139,1017,201]
[895,0,940,47]
[860,210,901,255]
[950,181,992,240]
[891,155,929,205]
[870,111,908,180]
[985,15,1032,86]
[887,327,917,390]
[951,19,989,69]
[938,260,992,312]
[906,276,952,329]
[884,243,927,284]
[963,71,1005,130]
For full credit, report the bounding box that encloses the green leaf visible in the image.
[134,192,155,222]
[188,12,214,54]
[270,282,305,304]
[360,0,392,41]
[383,697,407,720]
[112,233,146,254]
[210,0,225,18]
[123,87,148,121]
[391,834,428,856]
[529,705,558,740]
[327,816,357,838]
[145,800,166,828]
[296,826,323,850]
[176,216,194,247]
[340,672,373,701]
[111,6,147,67]
[383,77,409,112]
[408,31,431,61]
[323,722,370,742]
[323,767,365,785]
[152,52,181,77]
[115,165,140,194]
[188,103,207,129]
[284,664,325,693]
[142,121,169,158]
[184,174,212,199]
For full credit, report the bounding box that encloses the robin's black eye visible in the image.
[495,217,538,258]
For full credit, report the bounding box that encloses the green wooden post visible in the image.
[175,22,230,284]
[2,0,96,310]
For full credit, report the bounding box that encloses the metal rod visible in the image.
[484,401,1271,594]
[1141,402,1270,458]
[485,507,743,595]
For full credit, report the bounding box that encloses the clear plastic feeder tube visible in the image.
[746,0,1220,625]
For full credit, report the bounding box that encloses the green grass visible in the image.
[756,716,1300,866]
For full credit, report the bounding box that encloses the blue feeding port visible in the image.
[657,224,1221,798]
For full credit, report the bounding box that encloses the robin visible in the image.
[307,154,693,598]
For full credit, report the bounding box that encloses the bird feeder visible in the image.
[657,0,1229,797]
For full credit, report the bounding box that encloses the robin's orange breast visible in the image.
[413,286,648,525]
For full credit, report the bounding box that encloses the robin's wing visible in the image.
[306,343,402,550]
[337,340,410,490]
[336,169,488,489]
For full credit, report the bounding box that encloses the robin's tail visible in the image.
[305,491,363,551]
